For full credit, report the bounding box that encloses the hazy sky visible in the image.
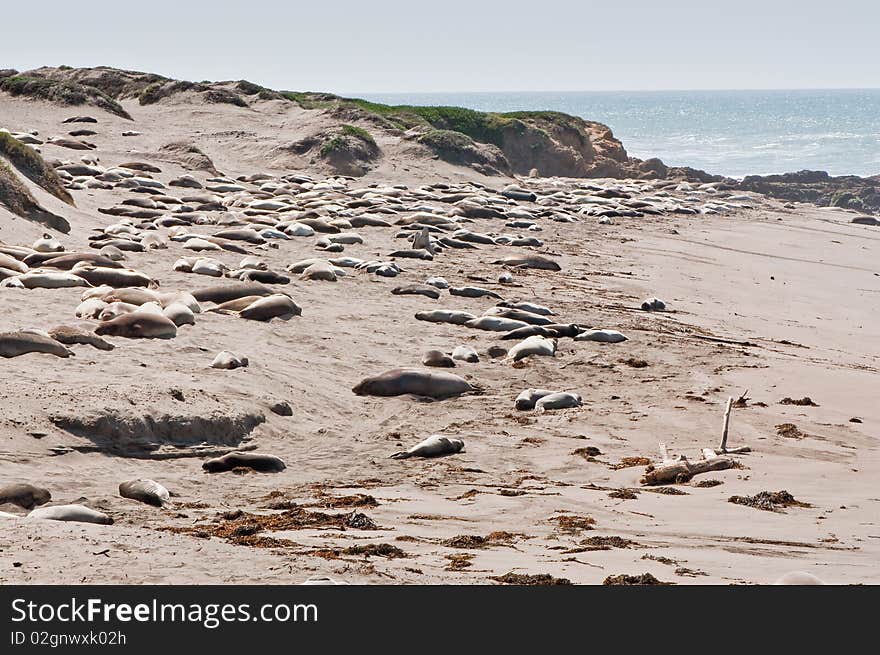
[4,1,878,93]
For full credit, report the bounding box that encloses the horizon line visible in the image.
[343,86,880,96]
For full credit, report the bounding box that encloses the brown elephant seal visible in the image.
[71,264,156,289]
[206,295,265,313]
[353,368,476,398]
[192,283,273,304]
[392,285,440,300]
[203,452,286,473]
[493,255,561,271]
[119,479,170,507]
[27,504,113,525]
[484,307,554,326]
[48,325,115,350]
[35,253,123,270]
[95,314,178,339]
[238,294,301,321]
[299,261,338,282]
[390,435,465,459]
[422,350,455,368]
[0,483,51,509]
[100,287,160,306]
[0,331,73,358]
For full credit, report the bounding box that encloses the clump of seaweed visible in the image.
[491,572,572,585]
[603,573,673,585]
[728,490,810,513]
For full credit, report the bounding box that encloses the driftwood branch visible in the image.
[720,396,733,452]
[640,455,738,486]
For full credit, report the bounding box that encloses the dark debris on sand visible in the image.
[443,532,517,549]
[780,396,819,407]
[491,572,572,586]
[728,490,810,513]
[603,573,673,585]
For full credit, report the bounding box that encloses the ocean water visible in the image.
[356,90,880,178]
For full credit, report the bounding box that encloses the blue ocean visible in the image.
[356,90,880,178]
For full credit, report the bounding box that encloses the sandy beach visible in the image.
[1,73,878,586]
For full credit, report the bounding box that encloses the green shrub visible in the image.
[0,132,73,204]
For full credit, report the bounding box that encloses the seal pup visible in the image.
[27,504,113,525]
[641,297,666,311]
[0,483,51,509]
[32,233,64,253]
[119,480,170,507]
[575,329,628,343]
[535,392,582,412]
[451,345,479,363]
[492,255,561,271]
[0,331,73,358]
[390,435,465,459]
[202,452,286,473]
[95,314,178,339]
[211,351,249,369]
[422,350,455,368]
[353,368,475,399]
[424,277,449,289]
[450,286,503,300]
[163,302,196,327]
[507,335,557,362]
[515,388,556,410]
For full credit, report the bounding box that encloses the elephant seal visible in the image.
[450,286,503,300]
[353,368,476,399]
[37,253,122,270]
[498,272,514,284]
[422,350,455,368]
[32,233,64,253]
[389,249,433,260]
[390,435,465,459]
[535,392,582,412]
[424,277,449,289]
[451,345,479,363]
[774,571,825,585]
[300,261,338,282]
[192,283,272,304]
[211,351,249,369]
[163,302,196,327]
[99,287,160,306]
[0,253,28,274]
[75,298,108,318]
[484,307,554,326]
[71,265,156,289]
[4,272,90,289]
[515,388,556,411]
[0,331,73,358]
[641,297,666,311]
[98,301,140,321]
[501,324,578,340]
[0,483,51,509]
[202,452,286,473]
[464,316,530,332]
[497,301,554,316]
[392,285,440,300]
[207,296,265,313]
[415,310,476,325]
[27,504,113,525]
[95,314,178,339]
[238,294,301,321]
[493,255,561,271]
[507,335,557,362]
[119,479,170,507]
[575,329,628,343]
[48,325,115,350]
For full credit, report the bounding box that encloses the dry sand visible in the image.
[1,93,878,585]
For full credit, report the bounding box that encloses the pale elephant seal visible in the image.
[207,295,265,313]
[497,301,554,316]
[27,504,113,525]
[641,297,666,311]
[4,272,90,289]
[493,255,561,271]
[300,576,349,585]
[390,435,465,459]
[575,329,628,343]
[119,479,170,507]
[392,284,440,300]
[507,335,557,362]
[99,245,126,261]
[0,331,73,358]
[422,350,455,368]
[75,297,108,318]
[535,392,582,412]
[203,452,286,473]
[211,351,249,369]
[163,302,196,327]
[32,233,64,253]
[773,571,825,585]
[101,287,161,306]
[48,325,115,350]
[0,483,51,509]
[515,388,555,411]
[415,310,476,325]
[98,301,140,321]
[0,253,28,274]
[192,283,272,304]
[300,261,338,282]
[465,316,530,332]
[498,272,514,284]
[451,345,479,363]
[95,314,178,339]
[238,294,301,321]
[424,277,449,289]
[450,286,503,300]
[484,307,554,326]
[353,368,476,399]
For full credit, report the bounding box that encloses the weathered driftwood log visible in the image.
[640,455,738,486]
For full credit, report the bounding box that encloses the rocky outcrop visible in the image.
[415,129,509,175]
[736,170,880,214]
